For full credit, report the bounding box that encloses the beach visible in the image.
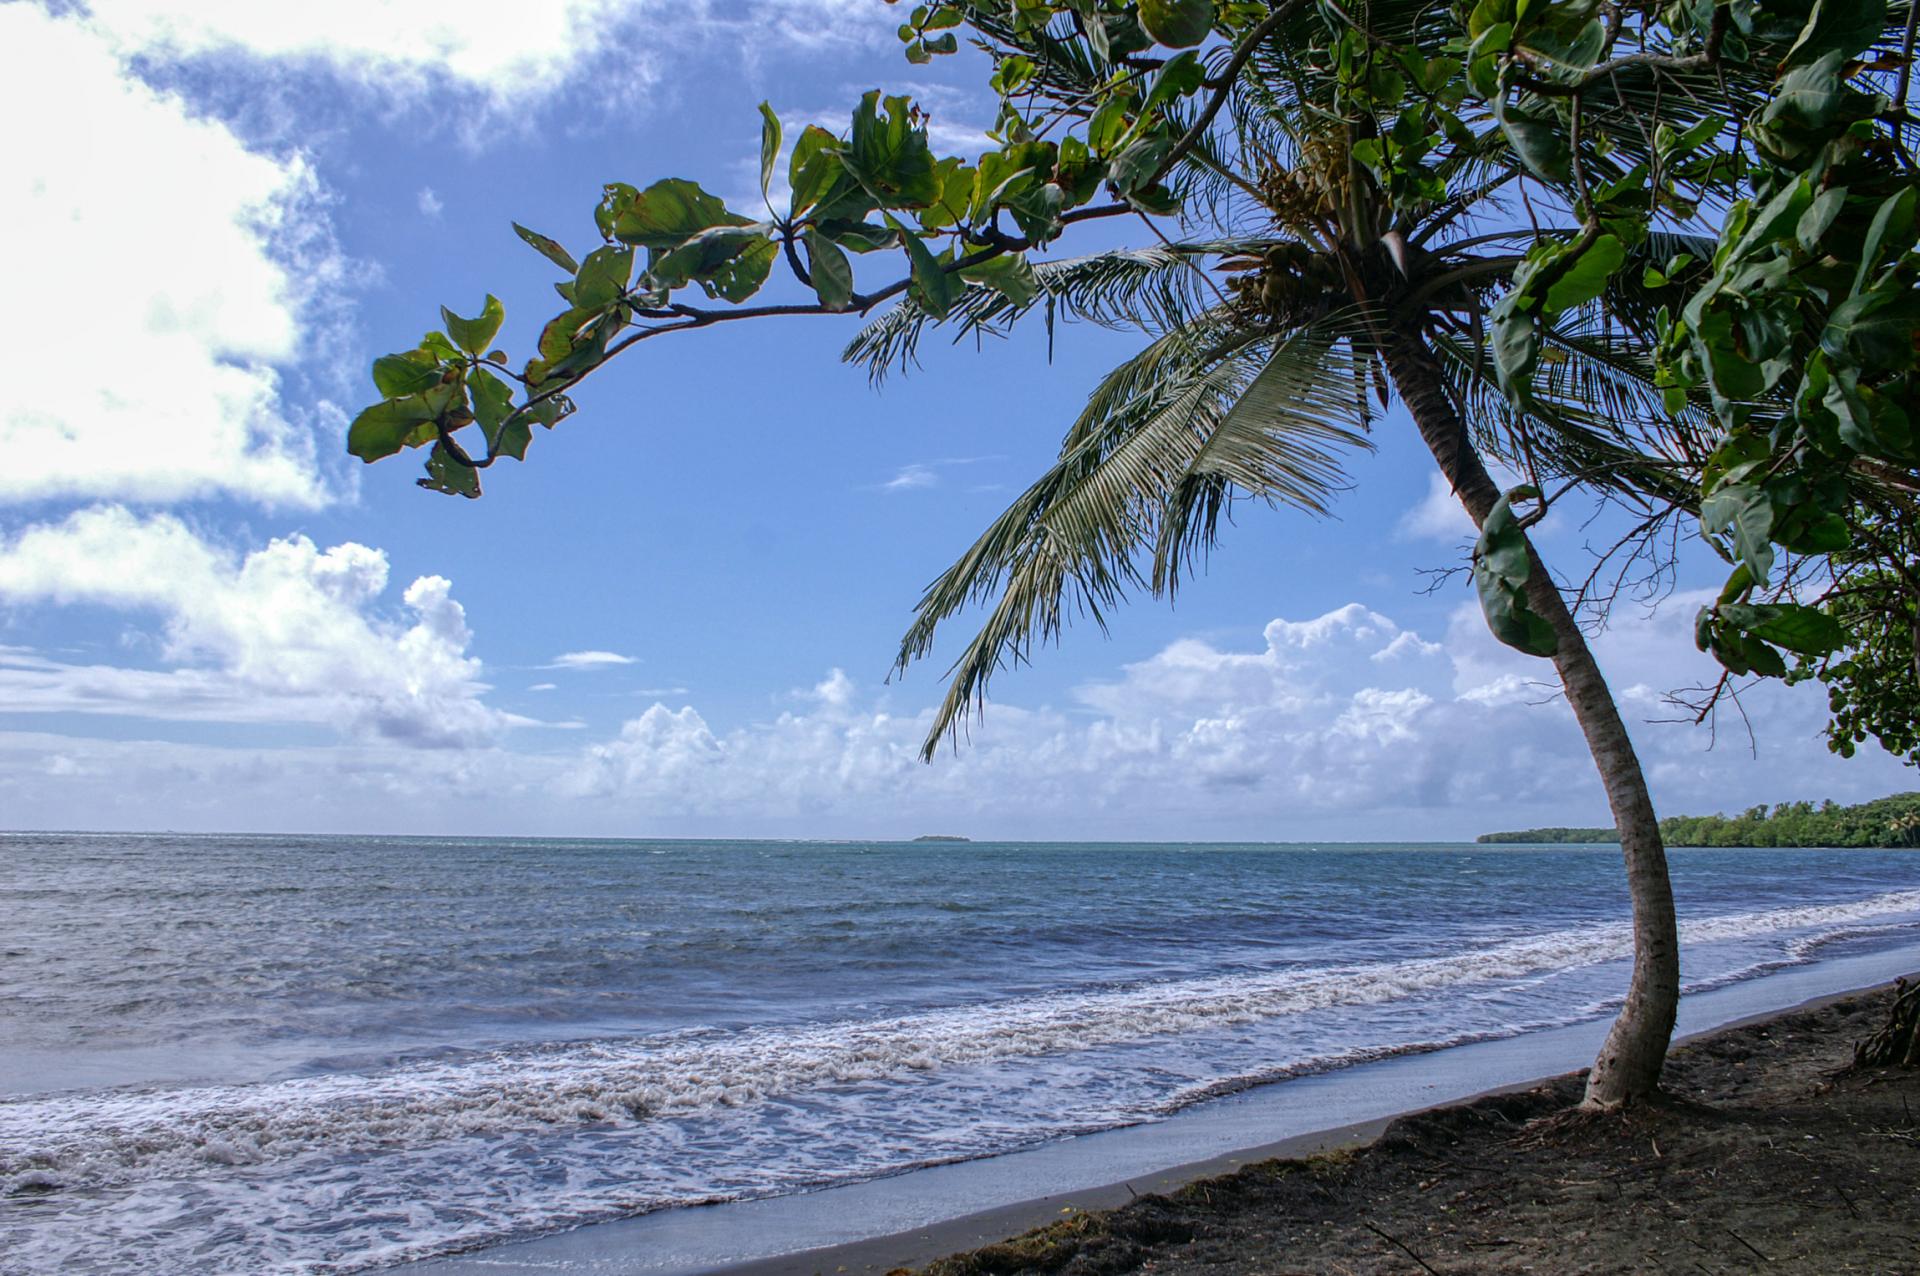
[902,979,1920,1276]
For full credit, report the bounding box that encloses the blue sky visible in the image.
[0,0,1911,840]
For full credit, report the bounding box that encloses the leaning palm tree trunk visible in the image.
[1380,323,1680,1106]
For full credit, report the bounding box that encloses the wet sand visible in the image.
[898,978,1920,1276]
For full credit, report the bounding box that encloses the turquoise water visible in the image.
[2,833,1916,1272]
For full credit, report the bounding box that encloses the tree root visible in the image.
[1848,977,1920,1071]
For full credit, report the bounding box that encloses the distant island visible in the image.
[912,834,972,843]
[1480,792,1920,848]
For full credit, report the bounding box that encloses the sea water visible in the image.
[1,832,1916,1273]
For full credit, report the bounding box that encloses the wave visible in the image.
[7,887,1917,1202]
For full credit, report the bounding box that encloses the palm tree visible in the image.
[847,0,1749,1106]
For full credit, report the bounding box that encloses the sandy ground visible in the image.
[908,983,1920,1276]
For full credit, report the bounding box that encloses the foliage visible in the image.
[1476,825,1619,843]
[1479,792,1920,847]
[1658,792,1920,848]
[1468,0,1919,758]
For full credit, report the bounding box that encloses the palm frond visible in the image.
[845,241,1256,382]
[899,323,1372,758]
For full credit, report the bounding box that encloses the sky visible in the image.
[0,0,1912,841]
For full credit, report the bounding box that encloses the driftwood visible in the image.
[1850,978,1920,1071]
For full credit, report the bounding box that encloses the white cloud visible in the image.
[529,683,559,692]
[0,5,337,509]
[880,464,940,492]
[84,0,652,107]
[1397,473,1475,542]
[417,187,444,218]
[548,650,637,670]
[552,599,1916,837]
[78,0,906,123]
[0,507,516,746]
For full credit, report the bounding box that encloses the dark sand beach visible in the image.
[868,980,1920,1276]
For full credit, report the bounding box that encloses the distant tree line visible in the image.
[1480,794,1920,849]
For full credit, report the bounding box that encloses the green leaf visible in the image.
[371,353,442,399]
[1109,134,1172,196]
[1700,482,1777,586]
[1542,234,1625,314]
[441,295,505,357]
[805,228,855,310]
[513,223,579,274]
[649,223,774,292]
[1751,604,1848,657]
[1472,486,1558,658]
[960,252,1039,307]
[703,234,778,303]
[788,126,846,216]
[612,178,747,249]
[845,91,941,207]
[890,216,961,320]
[758,102,782,202]
[419,441,481,499]
[1495,101,1571,183]
[469,367,518,456]
[1852,188,1917,298]
[573,245,634,308]
[1139,0,1214,48]
[1783,0,1885,70]
[1488,291,1540,397]
[348,395,436,463]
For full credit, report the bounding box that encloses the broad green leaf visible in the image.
[1542,234,1625,313]
[613,178,747,249]
[348,395,436,462]
[890,216,961,319]
[513,222,579,274]
[1139,0,1213,48]
[805,228,855,310]
[419,441,481,499]
[1108,134,1172,196]
[845,92,941,208]
[960,252,1038,307]
[469,367,516,454]
[573,245,634,308]
[371,353,441,399]
[1472,486,1558,657]
[702,235,778,303]
[649,224,774,291]
[1700,482,1777,585]
[441,295,505,357]
[818,219,898,253]
[788,126,845,216]
[1497,103,1571,183]
[1488,291,1539,396]
[1852,188,1917,298]
[1782,0,1885,70]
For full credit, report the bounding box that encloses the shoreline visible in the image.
[406,941,1920,1276]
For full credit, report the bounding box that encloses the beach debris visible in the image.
[1848,978,1920,1071]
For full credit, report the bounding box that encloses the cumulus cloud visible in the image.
[0,507,518,746]
[0,596,1910,837]
[553,599,1914,838]
[78,0,904,124]
[0,5,338,509]
[547,650,638,670]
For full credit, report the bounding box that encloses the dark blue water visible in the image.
[2,833,1917,1273]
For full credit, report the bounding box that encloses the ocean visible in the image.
[2,832,1917,1273]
